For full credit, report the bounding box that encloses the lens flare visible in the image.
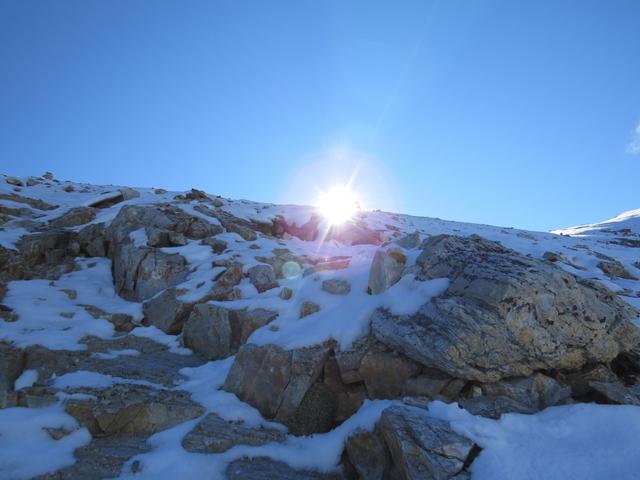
[316,186,360,225]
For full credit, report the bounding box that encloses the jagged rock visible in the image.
[328,221,385,246]
[368,246,406,294]
[175,188,208,201]
[182,413,286,453]
[114,244,188,301]
[49,207,97,228]
[226,457,345,480]
[345,428,391,480]
[64,384,204,435]
[372,234,640,382]
[322,278,351,295]
[183,304,277,360]
[248,264,278,293]
[223,343,332,434]
[598,260,638,280]
[377,405,476,480]
[300,301,321,318]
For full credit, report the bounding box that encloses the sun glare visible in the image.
[316,186,360,225]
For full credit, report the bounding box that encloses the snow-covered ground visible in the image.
[1,173,640,479]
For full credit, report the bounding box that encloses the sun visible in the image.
[316,186,360,225]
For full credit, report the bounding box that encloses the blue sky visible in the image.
[1,1,639,231]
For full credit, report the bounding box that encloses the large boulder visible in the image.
[222,343,333,434]
[368,246,407,294]
[372,234,640,382]
[375,405,477,480]
[182,304,277,360]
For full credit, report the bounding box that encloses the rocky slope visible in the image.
[1,172,640,480]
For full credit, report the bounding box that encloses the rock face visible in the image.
[105,204,224,301]
[49,207,97,229]
[182,304,277,360]
[223,343,333,434]
[372,234,640,382]
[226,457,345,480]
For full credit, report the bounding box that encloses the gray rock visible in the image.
[35,436,149,480]
[589,380,640,405]
[345,428,390,480]
[182,413,285,453]
[226,457,345,480]
[479,373,572,411]
[322,278,351,295]
[372,234,640,382]
[48,207,97,229]
[248,264,278,293]
[368,246,407,294]
[0,192,57,211]
[183,304,277,360]
[223,343,332,434]
[378,405,476,479]
[142,288,193,334]
[201,236,227,254]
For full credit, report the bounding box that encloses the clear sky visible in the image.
[1,1,639,231]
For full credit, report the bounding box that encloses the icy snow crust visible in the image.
[2,173,640,479]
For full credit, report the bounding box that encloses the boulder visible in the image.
[248,264,278,293]
[345,428,390,480]
[182,304,277,360]
[182,413,285,453]
[372,234,640,382]
[223,343,332,434]
[368,246,407,294]
[322,279,351,295]
[377,405,476,479]
[142,288,193,334]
